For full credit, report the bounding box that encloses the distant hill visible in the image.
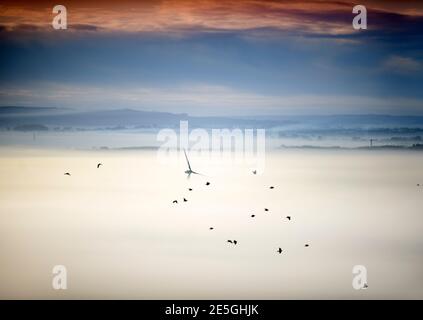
[0,107,284,129]
[0,106,62,115]
[0,107,186,128]
[1,106,423,131]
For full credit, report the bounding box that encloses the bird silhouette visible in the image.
[304,244,310,247]
[286,216,291,220]
[269,186,274,189]
[233,240,238,245]
[64,172,71,176]
[277,248,283,254]
[252,170,257,175]
[206,182,210,186]
[251,214,255,218]
[188,188,193,191]
[172,200,178,204]
[183,198,188,202]
[264,208,269,212]
[97,163,102,168]
[209,227,214,230]
[363,283,369,289]
[227,240,233,244]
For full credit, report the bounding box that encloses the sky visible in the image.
[0,0,423,116]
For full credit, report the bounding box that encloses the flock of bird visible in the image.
[63,152,312,254]
[62,151,421,257]
[170,149,310,255]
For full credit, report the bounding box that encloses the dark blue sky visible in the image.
[1,0,422,116]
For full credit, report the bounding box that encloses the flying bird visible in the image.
[227,240,233,244]
[363,283,369,289]
[97,163,102,168]
[209,227,214,230]
[64,172,71,176]
[251,214,255,218]
[183,198,188,202]
[286,216,291,221]
[233,240,238,245]
[252,170,257,175]
[305,244,310,247]
[264,208,269,212]
[172,200,178,204]
[269,186,274,189]
[188,188,193,191]
[277,248,283,254]
[206,182,210,186]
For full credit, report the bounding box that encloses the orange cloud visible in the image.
[0,0,422,36]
